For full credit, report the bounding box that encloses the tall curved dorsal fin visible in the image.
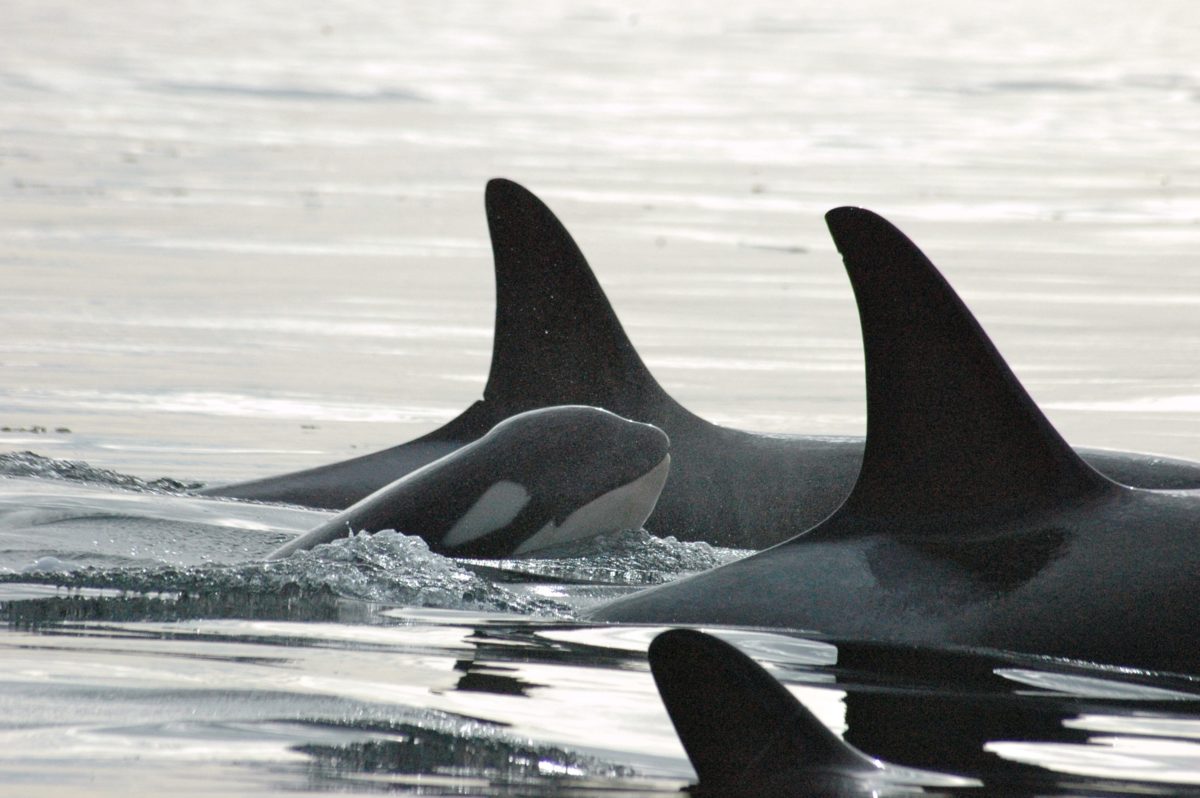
[483,179,686,420]
[824,208,1115,522]
[648,629,877,787]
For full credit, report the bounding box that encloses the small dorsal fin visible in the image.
[824,208,1114,521]
[483,179,683,418]
[648,629,876,786]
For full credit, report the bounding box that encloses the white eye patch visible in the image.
[513,455,670,555]
[441,481,531,547]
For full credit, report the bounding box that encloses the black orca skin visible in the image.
[266,406,669,560]
[204,181,1200,549]
[593,209,1200,676]
[648,629,968,796]
[649,628,881,794]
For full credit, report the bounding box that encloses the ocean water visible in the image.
[2,0,1200,794]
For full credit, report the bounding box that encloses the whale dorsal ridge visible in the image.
[483,179,683,419]
[824,207,1114,522]
[648,629,876,786]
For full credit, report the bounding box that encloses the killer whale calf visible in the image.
[267,406,669,560]
[203,179,1200,548]
[592,208,1200,675]
[648,629,973,796]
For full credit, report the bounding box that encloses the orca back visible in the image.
[822,207,1116,528]
[649,629,880,792]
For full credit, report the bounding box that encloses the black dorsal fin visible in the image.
[483,179,686,420]
[648,629,877,786]
[824,208,1114,521]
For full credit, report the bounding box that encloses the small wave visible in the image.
[2,531,571,621]
[3,389,464,423]
[0,451,203,493]
[21,556,74,574]
[484,528,748,586]
[298,718,637,790]
[157,81,429,104]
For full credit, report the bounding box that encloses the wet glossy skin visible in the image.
[592,209,1200,676]
[266,405,669,559]
[204,181,1200,549]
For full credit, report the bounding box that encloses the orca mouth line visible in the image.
[512,454,671,555]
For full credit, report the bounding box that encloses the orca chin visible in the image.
[265,406,670,560]
[591,208,1200,676]
[204,179,1200,549]
[512,453,669,555]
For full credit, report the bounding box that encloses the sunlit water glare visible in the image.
[2,0,1200,794]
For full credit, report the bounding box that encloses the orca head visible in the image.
[438,406,670,557]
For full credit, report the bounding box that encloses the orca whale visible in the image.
[266,406,669,559]
[592,208,1200,675]
[203,180,1200,548]
[648,629,971,796]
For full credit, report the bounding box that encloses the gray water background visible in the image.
[3,0,1198,482]
[2,1,1200,796]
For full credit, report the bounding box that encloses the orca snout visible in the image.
[629,419,670,462]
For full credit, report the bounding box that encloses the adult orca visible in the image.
[203,180,1200,548]
[267,406,669,559]
[592,208,1200,675]
[648,629,973,796]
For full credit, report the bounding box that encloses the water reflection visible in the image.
[5,464,1200,792]
[5,588,1200,793]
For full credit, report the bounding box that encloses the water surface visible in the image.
[2,0,1200,794]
